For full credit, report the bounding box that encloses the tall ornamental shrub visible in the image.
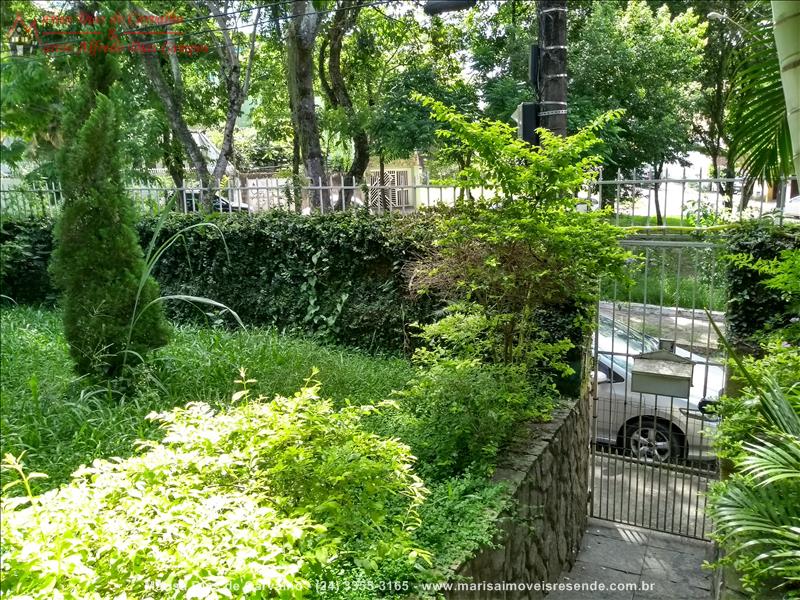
[49,94,169,375]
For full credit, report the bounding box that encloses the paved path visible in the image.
[548,518,713,600]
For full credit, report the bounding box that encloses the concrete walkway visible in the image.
[548,518,713,599]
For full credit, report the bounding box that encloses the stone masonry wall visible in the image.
[447,388,590,599]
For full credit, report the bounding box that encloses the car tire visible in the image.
[624,419,684,462]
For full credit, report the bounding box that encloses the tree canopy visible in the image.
[6,0,793,187]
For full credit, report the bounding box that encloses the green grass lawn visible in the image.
[608,213,687,227]
[601,242,728,312]
[0,306,415,493]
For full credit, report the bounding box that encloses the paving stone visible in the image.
[647,528,711,554]
[550,560,638,600]
[555,520,712,600]
[633,584,711,600]
[642,545,712,591]
[584,518,650,546]
[575,533,647,574]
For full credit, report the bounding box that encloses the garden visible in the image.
[2,1,800,598]
[0,84,628,597]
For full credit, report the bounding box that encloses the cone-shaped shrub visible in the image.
[49,94,169,376]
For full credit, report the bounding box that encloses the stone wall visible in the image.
[447,389,590,599]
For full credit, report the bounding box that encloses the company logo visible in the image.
[5,11,208,57]
[6,14,40,56]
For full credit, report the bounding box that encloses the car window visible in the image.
[597,356,626,383]
[597,315,659,355]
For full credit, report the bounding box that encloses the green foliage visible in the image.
[569,0,706,174]
[145,211,438,353]
[0,380,429,598]
[727,17,794,182]
[0,217,55,305]
[464,0,539,122]
[415,472,511,572]
[728,248,800,311]
[410,97,628,376]
[371,65,479,162]
[0,306,415,495]
[713,340,800,465]
[377,350,555,482]
[0,306,518,596]
[709,241,800,595]
[1,211,440,353]
[724,220,800,350]
[707,358,800,595]
[48,95,169,376]
[603,242,728,312]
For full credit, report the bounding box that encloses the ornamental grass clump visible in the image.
[0,378,428,598]
[49,94,169,376]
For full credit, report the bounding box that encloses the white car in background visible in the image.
[593,315,724,462]
[782,195,800,221]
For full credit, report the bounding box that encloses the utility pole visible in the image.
[536,0,568,136]
[423,0,567,141]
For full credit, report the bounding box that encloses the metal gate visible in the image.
[584,171,789,539]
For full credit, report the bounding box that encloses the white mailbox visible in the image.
[631,349,694,398]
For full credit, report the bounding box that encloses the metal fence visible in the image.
[590,241,727,539]
[583,173,797,541]
[0,178,498,218]
[590,170,797,227]
[2,173,796,223]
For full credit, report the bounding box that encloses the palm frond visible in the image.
[741,435,800,485]
[728,25,794,182]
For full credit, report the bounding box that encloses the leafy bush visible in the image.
[369,307,557,482]
[725,220,800,351]
[709,242,800,595]
[48,94,169,376]
[381,354,554,481]
[0,217,56,305]
[415,472,512,572]
[713,341,800,465]
[145,210,438,353]
[408,98,627,386]
[707,362,800,595]
[1,381,429,598]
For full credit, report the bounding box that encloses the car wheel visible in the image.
[625,420,683,462]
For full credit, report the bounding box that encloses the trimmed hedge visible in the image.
[725,219,800,351]
[1,211,440,353]
[0,217,57,305]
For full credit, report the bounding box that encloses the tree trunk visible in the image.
[163,128,186,210]
[200,2,261,185]
[537,0,568,136]
[292,117,302,212]
[287,0,328,209]
[132,5,212,207]
[320,0,368,208]
[653,163,664,226]
[738,177,756,212]
[722,160,735,209]
[271,6,303,213]
[772,1,800,178]
[379,151,387,212]
[138,50,212,198]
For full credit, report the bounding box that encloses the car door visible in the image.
[594,355,629,444]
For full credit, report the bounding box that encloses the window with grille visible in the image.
[368,169,412,208]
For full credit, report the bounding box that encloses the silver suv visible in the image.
[593,315,724,462]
